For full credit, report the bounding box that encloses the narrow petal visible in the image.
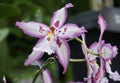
[16,21,49,38]
[90,61,99,78]
[81,33,93,83]
[2,76,7,83]
[33,37,56,55]
[57,25,87,39]
[35,61,53,83]
[98,14,107,42]
[42,69,53,83]
[98,14,107,32]
[81,33,87,55]
[101,44,113,60]
[95,59,105,83]
[24,48,44,66]
[55,38,70,74]
[50,3,73,28]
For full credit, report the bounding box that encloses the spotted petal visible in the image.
[50,3,73,28]
[16,21,49,38]
[55,38,70,74]
[57,25,87,39]
[24,49,44,66]
[33,37,56,55]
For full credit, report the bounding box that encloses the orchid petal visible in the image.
[81,33,87,55]
[112,46,118,58]
[33,37,56,55]
[42,69,53,83]
[100,77,109,83]
[50,3,73,28]
[90,61,99,78]
[24,49,44,66]
[106,62,120,81]
[101,44,113,60]
[109,71,120,81]
[98,15,107,32]
[98,15,107,42]
[81,33,93,83]
[2,76,6,83]
[16,21,49,38]
[88,42,99,61]
[35,61,53,83]
[58,25,87,39]
[56,38,70,74]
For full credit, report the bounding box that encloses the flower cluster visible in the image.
[16,3,120,83]
[82,15,120,83]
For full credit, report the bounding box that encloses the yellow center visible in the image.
[47,32,55,38]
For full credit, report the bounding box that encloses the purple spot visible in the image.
[56,38,62,48]
[50,27,55,33]
[64,27,68,32]
[39,26,43,33]
[54,21,59,27]
[62,33,65,35]
[39,26,44,33]
[58,30,61,33]
[47,37,50,41]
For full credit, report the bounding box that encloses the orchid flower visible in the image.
[16,3,87,74]
[81,15,120,83]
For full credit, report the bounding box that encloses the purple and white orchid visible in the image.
[81,15,120,83]
[16,3,86,74]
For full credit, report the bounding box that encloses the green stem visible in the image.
[32,57,56,83]
[70,58,86,62]
[75,37,99,55]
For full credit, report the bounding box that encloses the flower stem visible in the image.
[32,57,56,83]
[75,37,99,55]
[70,58,86,62]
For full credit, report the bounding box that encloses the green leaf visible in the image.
[0,28,9,43]
[0,3,20,18]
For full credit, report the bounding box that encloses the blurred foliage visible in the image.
[2,0,120,83]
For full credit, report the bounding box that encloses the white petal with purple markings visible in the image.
[56,38,70,74]
[33,38,56,55]
[50,3,73,28]
[16,21,49,38]
[57,25,87,39]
